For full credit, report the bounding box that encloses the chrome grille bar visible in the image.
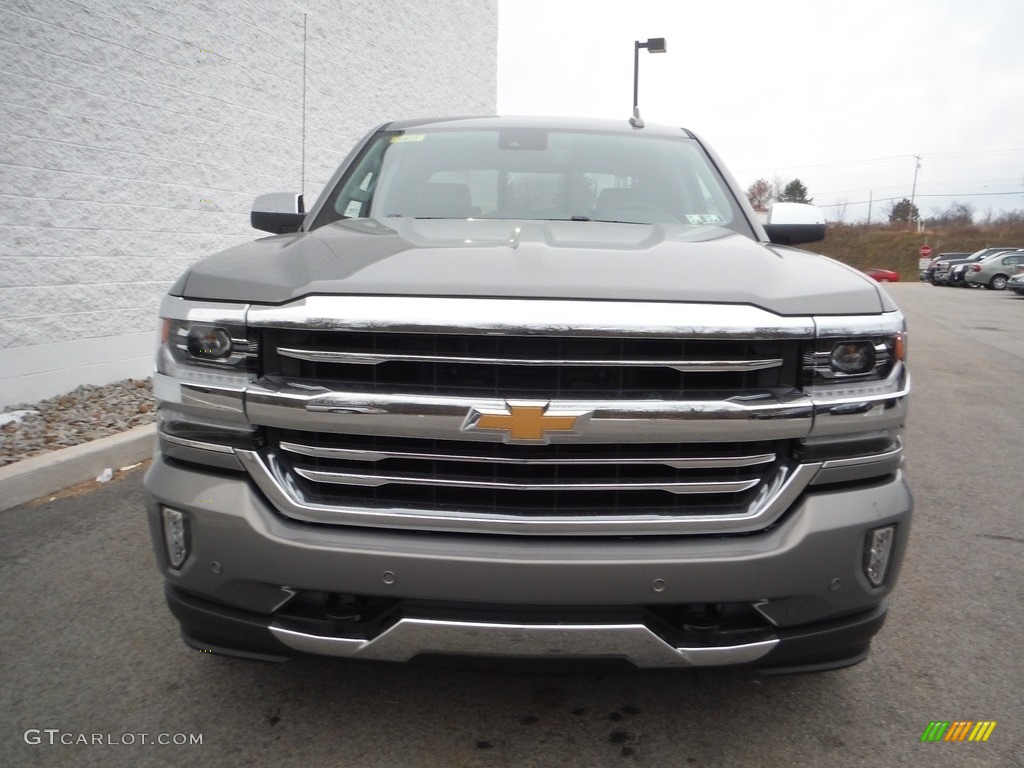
[276,347,783,373]
[278,440,777,469]
[292,467,761,495]
[245,384,814,442]
[246,295,817,339]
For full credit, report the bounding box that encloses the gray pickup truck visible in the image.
[145,116,912,673]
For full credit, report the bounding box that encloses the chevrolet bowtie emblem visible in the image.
[463,401,590,443]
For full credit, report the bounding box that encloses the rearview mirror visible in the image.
[763,202,826,245]
[251,192,305,234]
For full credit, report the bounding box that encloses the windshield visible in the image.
[310,127,750,234]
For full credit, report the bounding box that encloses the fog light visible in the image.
[830,342,876,375]
[162,507,191,569]
[864,526,895,587]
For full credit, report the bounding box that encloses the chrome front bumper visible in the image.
[165,582,889,672]
[270,617,779,667]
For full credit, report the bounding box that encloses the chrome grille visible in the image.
[240,298,819,534]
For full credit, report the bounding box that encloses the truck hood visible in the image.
[176,218,886,316]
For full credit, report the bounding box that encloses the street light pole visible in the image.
[633,38,667,113]
[633,42,640,111]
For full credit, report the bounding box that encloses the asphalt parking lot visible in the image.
[1,283,1020,768]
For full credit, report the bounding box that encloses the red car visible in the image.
[864,268,900,283]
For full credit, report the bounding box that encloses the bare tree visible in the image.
[927,202,974,227]
[772,175,787,202]
[745,178,774,211]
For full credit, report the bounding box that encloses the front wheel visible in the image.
[988,274,1009,291]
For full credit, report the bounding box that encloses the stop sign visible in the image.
[920,245,933,258]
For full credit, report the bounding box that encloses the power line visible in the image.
[816,190,1024,209]
[820,178,1024,197]
[739,149,1024,174]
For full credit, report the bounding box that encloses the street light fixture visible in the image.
[633,37,667,114]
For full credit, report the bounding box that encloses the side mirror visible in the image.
[763,202,826,245]
[251,193,305,234]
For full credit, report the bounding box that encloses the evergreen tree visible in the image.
[779,179,812,204]
[887,198,920,223]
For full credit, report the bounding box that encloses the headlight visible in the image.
[156,298,256,387]
[187,325,234,359]
[154,297,260,463]
[808,334,903,382]
[805,314,907,398]
[829,342,876,375]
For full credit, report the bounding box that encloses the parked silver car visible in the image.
[931,248,1020,285]
[964,250,1024,290]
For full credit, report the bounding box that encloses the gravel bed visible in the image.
[0,378,155,468]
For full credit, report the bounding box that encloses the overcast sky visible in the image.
[497,0,1024,223]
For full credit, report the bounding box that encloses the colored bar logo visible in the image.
[920,721,997,742]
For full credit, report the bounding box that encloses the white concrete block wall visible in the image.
[0,0,497,407]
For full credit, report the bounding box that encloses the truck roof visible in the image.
[383,114,696,139]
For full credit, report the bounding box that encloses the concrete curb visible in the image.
[0,423,156,512]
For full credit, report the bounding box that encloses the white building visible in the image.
[0,0,497,407]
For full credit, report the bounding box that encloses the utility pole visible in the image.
[909,155,921,228]
[867,190,873,224]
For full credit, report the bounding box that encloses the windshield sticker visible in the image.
[686,214,725,225]
[390,134,426,143]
